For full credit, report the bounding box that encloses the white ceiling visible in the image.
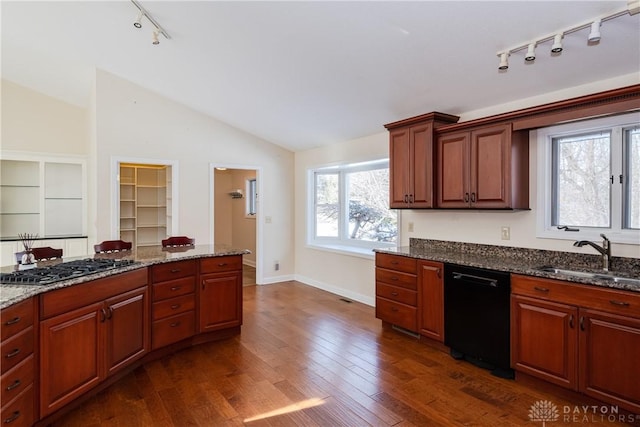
[2,1,639,151]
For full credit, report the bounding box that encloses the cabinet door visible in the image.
[389,128,411,208]
[105,287,149,377]
[40,302,103,417]
[579,308,640,413]
[437,131,469,208]
[417,261,444,342]
[511,295,578,390]
[410,123,434,208]
[199,272,242,332]
[470,124,511,208]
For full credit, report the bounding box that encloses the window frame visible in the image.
[307,159,398,257]
[536,111,640,244]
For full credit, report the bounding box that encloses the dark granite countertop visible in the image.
[374,240,640,294]
[0,245,250,309]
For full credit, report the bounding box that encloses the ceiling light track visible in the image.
[496,2,638,70]
[130,0,171,43]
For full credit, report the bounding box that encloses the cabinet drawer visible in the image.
[152,311,195,349]
[150,260,197,283]
[1,299,34,341]
[376,283,417,306]
[0,327,33,375]
[376,268,417,290]
[152,294,195,320]
[0,384,34,427]
[1,355,33,407]
[152,277,196,301]
[200,256,242,274]
[512,274,640,319]
[375,297,417,332]
[376,253,416,274]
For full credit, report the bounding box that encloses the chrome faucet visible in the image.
[573,233,611,272]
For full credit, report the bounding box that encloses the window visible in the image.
[246,178,257,217]
[309,160,397,254]
[536,112,640,243]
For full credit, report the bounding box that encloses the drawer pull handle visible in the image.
[170,286,181,291]
[3,411,20,424]
[100,308,107,323]
[391,292,398,296]
[170,321,181,327]
[580,316,585,331]
[171,304,180,310]
[391,276,399,281]
[170,269,181,273]
[218,263,228,267]
[569,314,574,329]
[4,317,20,326]
[390,261,399,265]
[534,286,549,293]
[5,349,20,359]
[391,307,398,312]
[609,300,630,307]
[5,379,21,391]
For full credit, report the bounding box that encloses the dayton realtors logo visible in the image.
[528,400,639,424]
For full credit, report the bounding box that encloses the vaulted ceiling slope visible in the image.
[2,1,639,151]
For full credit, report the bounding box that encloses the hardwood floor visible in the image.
[52,281,639,426]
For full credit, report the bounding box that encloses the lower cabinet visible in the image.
[511,274,640,413]
[375,253,418,332]
[199,256,243,332]
[39,269,148,417]
[418,260,444,342]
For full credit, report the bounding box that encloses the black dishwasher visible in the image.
[444,263,514,378]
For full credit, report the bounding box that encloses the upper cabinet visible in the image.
[385,112,459,209]
[436,123,529,209]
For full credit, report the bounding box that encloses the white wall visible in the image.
[91,70,294,282]
[293,74,640,306]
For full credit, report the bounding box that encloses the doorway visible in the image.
[212,166,259,286]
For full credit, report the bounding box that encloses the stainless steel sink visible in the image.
[534,266,640,286]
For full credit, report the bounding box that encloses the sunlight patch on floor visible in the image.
[243,398,325,423]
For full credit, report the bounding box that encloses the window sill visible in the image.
[305,243,382,260]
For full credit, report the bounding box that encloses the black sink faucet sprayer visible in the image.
[573,233,611,272]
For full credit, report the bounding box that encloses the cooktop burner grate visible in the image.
[0,258,138,285]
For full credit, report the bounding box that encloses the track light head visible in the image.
[551,33,563,53]
[133,11,143,29]
[524,43,536,62]
[498,52,509,70]
[588,19,601,43]
[152,29,160,45]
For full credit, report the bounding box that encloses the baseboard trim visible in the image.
[294,274,374,307]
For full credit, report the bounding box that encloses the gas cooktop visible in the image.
[0,258,139,285]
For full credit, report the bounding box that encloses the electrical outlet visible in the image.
[501,226,511,240]
[275,261,280,271]
[265,216,272,224]
[408,222,414,232]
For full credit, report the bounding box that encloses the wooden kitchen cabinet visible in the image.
[199,256,243,333]
[417,260,444,342]
[385,112,459,209]
[511,274,640,413]
[436,123,529,209]
[1,298,36,427]
[375,253,418,332]
[150,260,197,349]
[39,269,148,417]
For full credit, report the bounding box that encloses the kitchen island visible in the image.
[0,245,249,427]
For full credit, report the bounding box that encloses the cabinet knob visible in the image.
[170,286,181,291]
[391,292,398,296]
[170,321,181,328]
[171,304,181,310]
[170,269,181,273]
[609,300,630,307]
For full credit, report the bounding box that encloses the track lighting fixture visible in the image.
[497,52,509,70]
[524,43,536,62]
[550,34,563,53]
[133,11,143,28]
[588,19,602,42]
[496,3,636,72]
[130,0,171,44]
